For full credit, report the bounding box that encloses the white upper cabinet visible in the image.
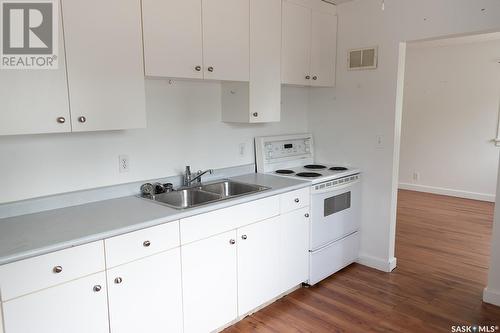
[282,1,312,86]
[221,0,281,123]
[0,5,70,136]
[143,0,249,82]
[282,0,337,87]
[142,0,203,79]
[310,10,337,87]
[202,0,249,81]
[62,0,146,132]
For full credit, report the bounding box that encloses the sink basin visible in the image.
[141,180,270,209]
[152,189,221,209]
[199,181,268,198]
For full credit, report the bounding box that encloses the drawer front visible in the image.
[280,187,310,213]
[105,221,180,268]
[0,241,105,301]
[180,196,280,245]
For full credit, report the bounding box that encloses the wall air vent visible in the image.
[348,47,378,70]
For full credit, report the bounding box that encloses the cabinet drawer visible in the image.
[280,187,310,213]
[180,196,279,245]
[0,241,105,301]
[105,221,180,268]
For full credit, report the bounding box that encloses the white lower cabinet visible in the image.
[107,248,183,333]
[279,207,310,293]
[237,216,282,315]
[2,272,109,333]
[181,230,238,333]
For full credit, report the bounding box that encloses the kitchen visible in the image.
[1,0,500,332]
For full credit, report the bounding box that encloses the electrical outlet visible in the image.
[376,135,384,149]
[239,143,246,157]
[119,155,130,173]
[413,172,420,182]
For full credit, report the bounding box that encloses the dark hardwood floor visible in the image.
[224,190,500,332]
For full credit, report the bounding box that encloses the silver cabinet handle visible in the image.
[305,75,311,80]
[252,112,258,117]
[143,240,151,247]
[294,198,300,203]
[78,116,86,123]
[93,285,102,292]
[114,277,123,284]
[53,266,63,274]
[312,76,318,80]
[195,65,201,72]
[57,117,66,124]
[305,213,310,218]
[229,239,236,245]
[207,66,214,72]
[241,235,247,240]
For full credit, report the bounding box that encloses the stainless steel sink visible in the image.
[151,189,221,209]
[141,180,269,209]
[199,181,268,198]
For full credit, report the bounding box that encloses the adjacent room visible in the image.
[1,0,500,332]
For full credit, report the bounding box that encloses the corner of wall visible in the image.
[483,287,500,307]
[357,253,397,273]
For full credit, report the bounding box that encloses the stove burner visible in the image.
[276,169,295,174]
[296,172,322,178]
[304,164,327,170]
[330,167,348,171]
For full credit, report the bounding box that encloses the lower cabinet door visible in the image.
[107,248,183,333]
[182,230,238,333]
[237,216,282,315]
[2,272,109,333]
[279,207,310,292]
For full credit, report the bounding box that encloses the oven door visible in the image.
[310,178,361,251]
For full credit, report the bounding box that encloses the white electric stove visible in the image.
[255,133,361,285]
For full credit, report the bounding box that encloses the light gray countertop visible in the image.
[0,173,309,265]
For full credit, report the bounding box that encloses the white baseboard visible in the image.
[398,183,495,202]
[483,287,500,306]
[357,254,397,272]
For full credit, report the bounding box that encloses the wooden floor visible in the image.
[225,190,500,332]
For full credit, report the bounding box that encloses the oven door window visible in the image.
[324,192,351,217]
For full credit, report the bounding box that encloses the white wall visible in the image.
[484,152,500,306]
[399,38,500,202]
[0,80,309,203]
[309,0,500,272]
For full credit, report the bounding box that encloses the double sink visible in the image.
[142,180,270,209]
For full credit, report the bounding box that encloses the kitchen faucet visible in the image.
[183,166,214,187]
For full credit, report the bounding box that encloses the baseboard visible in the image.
[357,254,397,272]
[483,287,500,306]
[398,183,495,202]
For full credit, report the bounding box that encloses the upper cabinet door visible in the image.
[143,0,203,79]
[202,0,249,81]
[281,1,311,86]
[62,0,146,132]
[0,6,70,136]
[310,11,337,87]
[249,0,281,123]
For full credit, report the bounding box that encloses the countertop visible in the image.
[0,173,309,265]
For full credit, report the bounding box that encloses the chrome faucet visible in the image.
[183,166,214,187]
